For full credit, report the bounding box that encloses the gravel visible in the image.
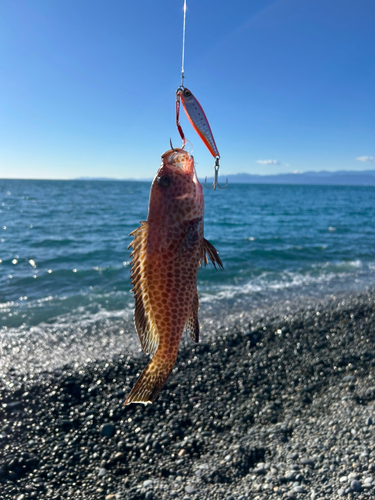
[1,290,375,499]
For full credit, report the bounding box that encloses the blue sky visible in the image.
[0,0,374,179]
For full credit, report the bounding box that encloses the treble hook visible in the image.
[204,157,228,190]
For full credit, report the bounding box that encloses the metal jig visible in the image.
[204,157,228,190]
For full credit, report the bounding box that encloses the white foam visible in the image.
[199,260,372,304]
[0,292,137,380]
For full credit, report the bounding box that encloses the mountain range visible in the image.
[213,170,375,185]
[76,170,375,186]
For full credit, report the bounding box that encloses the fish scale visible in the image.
[125,148,223,405]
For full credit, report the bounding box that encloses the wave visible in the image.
[2,180,375,378]
[1,258,375,379]
[0,296,136,378]
[199,260,375,303]
[30,238,76,248]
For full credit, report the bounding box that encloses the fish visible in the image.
[177,87,220,159]
[125,148,223,405]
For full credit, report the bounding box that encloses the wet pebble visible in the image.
[293,485,307,493]
[300,458,314,467]
[185,484,196,494]
[351,480,361,492]
[254,467,266,475]
[101,423,115,438]
[2,291,375,500]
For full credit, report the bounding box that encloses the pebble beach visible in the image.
[1,290,375,500]
[2,2,375,499]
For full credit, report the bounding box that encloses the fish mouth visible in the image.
[161,148,195,177]
[160,147,203,203]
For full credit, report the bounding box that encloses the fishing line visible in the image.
[181,0,187,87]
[176,0,227,189]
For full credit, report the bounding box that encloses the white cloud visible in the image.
[256,159,280,165]
[356,156,374,162]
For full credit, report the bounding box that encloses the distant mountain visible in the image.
[75,177,153,182]
[206,170,375,186]
[75,177,120,181]
[75,170,375,186]
[75,176,137,181]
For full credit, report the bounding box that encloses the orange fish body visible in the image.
[125,148,222,405]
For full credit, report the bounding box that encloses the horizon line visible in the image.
[1,168,375,182]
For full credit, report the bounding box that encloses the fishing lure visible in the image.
[176,86,227,190]
[176,87,219,158]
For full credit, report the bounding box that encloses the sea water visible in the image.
[1,179,375,376]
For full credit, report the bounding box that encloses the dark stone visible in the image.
[351,480,361,492]
[8,471,18,481]
[101,423,115,438]
[5,401,23,411]
[300,458,315,467]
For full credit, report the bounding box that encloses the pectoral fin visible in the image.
[129,221,159,355]
[201,238,224,270]
[185,292,200,343]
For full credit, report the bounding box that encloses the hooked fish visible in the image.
[125,148,223,405]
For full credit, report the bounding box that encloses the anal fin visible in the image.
[185,292,200,343]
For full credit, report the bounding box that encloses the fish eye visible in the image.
[157,175,171,188]
[183,89,191,97]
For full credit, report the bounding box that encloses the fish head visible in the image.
[148,148,204,224]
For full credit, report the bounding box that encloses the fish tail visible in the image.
[125,351,176,405]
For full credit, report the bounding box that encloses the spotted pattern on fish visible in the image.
[125,149,222,405]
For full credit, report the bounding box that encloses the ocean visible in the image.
[1,179,375,378]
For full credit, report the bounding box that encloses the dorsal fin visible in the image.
[129,222,159,355]
[201,238,224,270]
[184,292,200,343]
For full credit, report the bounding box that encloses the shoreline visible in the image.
[1,290,375,499]
[2,287,372,384]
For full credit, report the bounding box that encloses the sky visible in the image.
[0,0,374,180]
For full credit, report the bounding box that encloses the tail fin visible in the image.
[125,352,176,405]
